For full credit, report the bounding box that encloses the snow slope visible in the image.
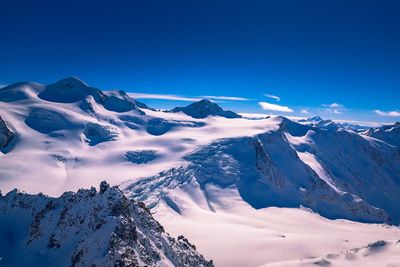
[0,181,213,266]
[264,240,400,267]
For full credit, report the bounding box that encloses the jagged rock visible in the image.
[0,116,16,153]
[100,181,110,194]
[125,150,159,164]
[0,182,214,267]
[83,122,119,146]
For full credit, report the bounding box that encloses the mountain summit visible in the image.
[38,77,106,103]
[171,99,242,119]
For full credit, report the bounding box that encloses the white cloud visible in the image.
[300,109,310,115]
[258,101,293,113]
[128,93,202,102]
[264,94,281,101]
[0,84,6,89]
[374,109,400,117]
[322,103,345,115]
[201,95,250,101]
[329,103,342,108]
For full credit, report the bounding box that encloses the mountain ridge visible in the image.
[0,181,214,267]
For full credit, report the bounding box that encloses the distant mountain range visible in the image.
[297,116,370,132]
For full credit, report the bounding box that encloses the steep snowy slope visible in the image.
[171,99,242,118]
[363,122,400,148]
[0,181,213,267]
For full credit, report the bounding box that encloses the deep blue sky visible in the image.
[0,0,399,123]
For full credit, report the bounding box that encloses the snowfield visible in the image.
[1,77,400,266]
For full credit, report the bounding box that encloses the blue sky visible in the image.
[0,0,399,123]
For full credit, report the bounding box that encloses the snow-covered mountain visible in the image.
[125,116,400,223]
[0,181,213,266]
[171,99,242,119]
[363,122,400,148]
[1,77,400,266]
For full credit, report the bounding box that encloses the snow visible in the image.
[263,240,400,266]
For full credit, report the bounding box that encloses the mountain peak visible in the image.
[171,99,242,119]
[54,76,88,87]
[197,99,213,104]
[305,116,323,122]
[38,77,105,103]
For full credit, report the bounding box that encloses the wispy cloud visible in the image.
[128,93,202,102]
[374,109,400,117]
[0,84,6,89]
[300,109,310,114]
[128,93,250,102]
[264,94,280,101]
[258,101,293,112]
[201,95,251,101]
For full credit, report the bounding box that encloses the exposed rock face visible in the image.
[0,182,214,267]
[0,116,15,153]
[171,99,242,119]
